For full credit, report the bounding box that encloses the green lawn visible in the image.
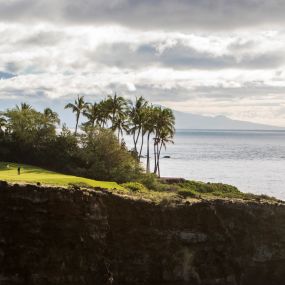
[0,162,277,204]
[0,162,123,190]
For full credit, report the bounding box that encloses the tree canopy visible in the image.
[0,94,175,181]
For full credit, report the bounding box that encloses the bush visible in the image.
[177,189,197,198]
[180,181,241,196]
[121,182,149,193]
[83,129,143,183]
[137,173,160,190]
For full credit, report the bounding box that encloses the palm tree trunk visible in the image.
[139,131,145,161]
[155,142,159,175]
[153,141,156,173]
[112,112,115,128]
[146,132,151,173]
[157,142,163,177]
[154,140,158,174]
[135,127,141,151]
[75,112,80,135]
[132,132,136,151]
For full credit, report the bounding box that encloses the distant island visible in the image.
[174,110,284,130]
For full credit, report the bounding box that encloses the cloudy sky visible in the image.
[1,0,285,126]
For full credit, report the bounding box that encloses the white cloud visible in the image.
[1,0,285,31]
[0,5,285,126]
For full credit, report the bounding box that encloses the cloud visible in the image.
[19,31,66,47]
[1,67,285,126]
[0,0,285,31]
[0,2,285,126]
[1,23,284,76]
[88,41,285,70]
[0,68,284,101]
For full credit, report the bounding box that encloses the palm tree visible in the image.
[128,96,148,155]
[107,93,128,125]
[112,114,129,141]
[136,105,153,163]
[138,108,148,159]
[156,128,174,177]
[153,107,175,176]
[143,105,157,173]
[83,102,99,127]
[96,99,111,128]
[65,95,87,135]
[16,102,32,111]
[106,93,128,140]
[43,108,60,126]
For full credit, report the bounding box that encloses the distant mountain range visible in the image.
[45,104,285,131]
[174,110,284,130]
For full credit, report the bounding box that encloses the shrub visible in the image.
[177,188,197,198]
[180,180,241,196]
[137,173,160,190]
[83,129,143,183]
[121,182,149,193]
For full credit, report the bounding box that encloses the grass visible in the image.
[0,162,280,204]
[0,162,124,190]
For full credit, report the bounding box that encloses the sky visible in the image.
[0,0,285,127]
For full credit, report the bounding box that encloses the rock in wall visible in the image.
[0,182,285,285]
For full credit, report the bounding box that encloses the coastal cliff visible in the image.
[0,181,285,285]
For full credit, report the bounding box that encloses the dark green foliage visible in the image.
[81,128,142,183]
[0,104,60,165]
[0,94,176,184]
[0,102,143,183]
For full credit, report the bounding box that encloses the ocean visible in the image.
[128,130,285,201]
